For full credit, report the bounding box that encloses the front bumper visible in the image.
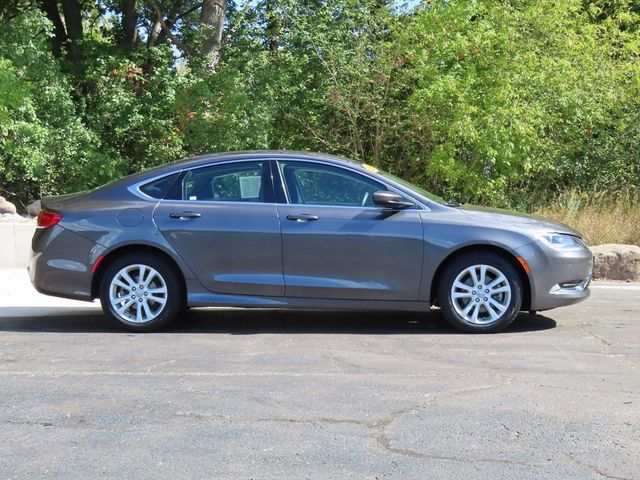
[516,240,593,311]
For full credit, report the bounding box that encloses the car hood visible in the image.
[457,204,582,237]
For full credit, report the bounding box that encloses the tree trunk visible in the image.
[60,0,84,63]
[38,0,68,58]
[265,0,279,54]
[200,0,226,72]
[148,16,162,46]
[121,0,138,49]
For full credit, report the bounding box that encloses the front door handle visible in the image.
[169,211,202,220]
[286,214,319,222]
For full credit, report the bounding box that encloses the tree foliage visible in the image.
[0,0,638,209]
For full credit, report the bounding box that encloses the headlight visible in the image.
[539,233,585,251]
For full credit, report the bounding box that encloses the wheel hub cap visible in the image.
[450,264,511,325]
[109,264,168,324]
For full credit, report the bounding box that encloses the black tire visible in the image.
[99,252,184,332]
[437,252,522,333]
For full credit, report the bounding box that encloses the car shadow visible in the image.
[0,306,556,334]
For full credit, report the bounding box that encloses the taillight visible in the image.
[37,211,62,229]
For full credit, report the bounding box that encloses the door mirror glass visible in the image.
[373,191,415,209]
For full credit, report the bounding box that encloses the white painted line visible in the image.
[0,370,444,379]
[590,284,640,290]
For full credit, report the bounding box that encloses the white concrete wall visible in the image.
[0,223,37,268]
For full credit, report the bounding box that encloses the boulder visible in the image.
[26,199,41,217]
[0,196,17,215]
[590,244,640,281]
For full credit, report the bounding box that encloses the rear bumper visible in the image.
[516,240,593,311]
[29,225,105,302]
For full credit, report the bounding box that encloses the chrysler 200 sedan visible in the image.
[29,151,592,333]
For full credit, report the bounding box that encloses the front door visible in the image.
[154,160,284,296]
[276,160,423,301]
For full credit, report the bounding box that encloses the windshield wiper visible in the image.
[444,200,464,207]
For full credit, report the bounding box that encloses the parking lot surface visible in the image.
[0,269,638,479]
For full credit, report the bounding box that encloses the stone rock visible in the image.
[590,244,640,281]
[0,196,17,215]
[26,199,41,217]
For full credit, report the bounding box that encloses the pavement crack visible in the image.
[577,324,639,373]
[368,376,525,466]
[0,419,53,427]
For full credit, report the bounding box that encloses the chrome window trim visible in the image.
[159,199,277,206]
[128,155,431,211]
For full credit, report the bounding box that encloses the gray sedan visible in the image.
[29,151,592,333]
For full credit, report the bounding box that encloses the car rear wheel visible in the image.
[99,253,184,332]
[438,252,522,333]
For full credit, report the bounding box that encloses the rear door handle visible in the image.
[169,211,202,219]
[286,214,319,222]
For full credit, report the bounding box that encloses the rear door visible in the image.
[153,160,284,296]
[275,160,424,301]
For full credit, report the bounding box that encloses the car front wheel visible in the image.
[438,252,523,333]
[99,253,183,332]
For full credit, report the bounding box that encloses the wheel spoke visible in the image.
[468,267,480,287]
[484,301,500,321]
[116,298,134,316]
[137,265,147,285]
[479,265,487,286]
[461,300,476,317]
[488,297,507,314]
[487,274,507,289]
[143,268,158,287]
[470,303,480,323]
[141,300,153,320]
[146,287,167,295]
[453,281,473,292]
[490,286,510,294]
[121,270,136,287]
[111,294,129,305]
[147,295,167,306]
[112,279,131,291]
[452,291,473,299]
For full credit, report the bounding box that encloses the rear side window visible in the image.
[139,173,180,199]
[182,161,267,202]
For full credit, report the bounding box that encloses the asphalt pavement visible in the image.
[0,269,638,479]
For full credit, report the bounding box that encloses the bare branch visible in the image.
[145,0,190,53]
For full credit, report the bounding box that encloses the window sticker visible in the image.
[239,175,261,199]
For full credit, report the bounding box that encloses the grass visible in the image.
[532,189,640,246]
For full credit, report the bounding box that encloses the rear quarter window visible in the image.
[139,173,180,199]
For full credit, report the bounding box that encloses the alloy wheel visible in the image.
[108,264,168,324]
[449,264,512,325]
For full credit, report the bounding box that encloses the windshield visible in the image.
[377,170,446,204]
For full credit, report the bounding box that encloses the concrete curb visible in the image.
[0,223,36,268]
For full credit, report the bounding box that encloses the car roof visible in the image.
[92,151,372,195]
[168,150,362,170]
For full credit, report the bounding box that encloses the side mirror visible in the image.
[373,191,415,209]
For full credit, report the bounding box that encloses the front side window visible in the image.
[279,161,385,207]
[182,161,266,202]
